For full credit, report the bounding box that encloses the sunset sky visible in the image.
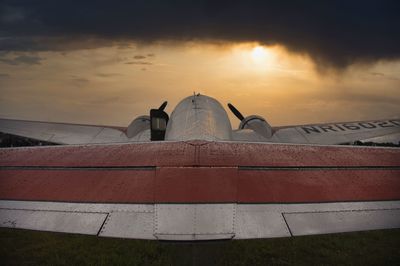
[0,1,399,128]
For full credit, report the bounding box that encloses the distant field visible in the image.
[1,228,400,266]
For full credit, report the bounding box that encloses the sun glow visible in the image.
[230,44,277,72]
[251,46,268,63]
[1,41,399,129]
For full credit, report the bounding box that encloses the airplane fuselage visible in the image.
[166,95,232,141]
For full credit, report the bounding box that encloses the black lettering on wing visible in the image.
[334,124,346,131]
[342,123,360,130]
[389,120,400,126]
[359,122,377,129]
[377,121,394,128]
[319,125,337,132]
[302,126,320,134]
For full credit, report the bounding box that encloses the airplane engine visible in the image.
[228,103,273,138]
[126,115,150,138]
[239,115,273,138]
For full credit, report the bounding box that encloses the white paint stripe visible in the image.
[0,200,154,213]
[1,200,400,240]
[0,209,107,235]
[284,209,400,236]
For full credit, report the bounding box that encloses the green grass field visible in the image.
[1,228,400,265]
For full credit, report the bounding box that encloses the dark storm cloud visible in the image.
[71,77,89,83]
[68,75,89,87]
[369,72,400,81]
[0,54,43,65]
[1,0,399,68]
[0,73,10,78]
[95,73,121,78]
[133,55,146,60]
[370,72,385,77]
[125,61,152,65]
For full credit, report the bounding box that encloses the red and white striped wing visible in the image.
[0,141,399,240]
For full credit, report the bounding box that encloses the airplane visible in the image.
[0,94,399,241]
[1,94,400,145]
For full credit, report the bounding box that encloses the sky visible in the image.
[0,1,399,128]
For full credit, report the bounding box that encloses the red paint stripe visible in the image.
[1,141,399,203]
[0,168,399,203]
[1,141,399,168]
[0,142,195,167]
[237,170,400,203]
[155,167,237,202]
[199,142,400,167]
[0,170,155,203]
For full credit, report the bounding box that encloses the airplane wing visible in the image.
[269,119,400,144]
[2,117,399,145]
[1,141,399,241]
[0,118,146,145]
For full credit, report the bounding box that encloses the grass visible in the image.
[1,228,400,265]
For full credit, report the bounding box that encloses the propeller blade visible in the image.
[158,101,168,111]
[227,103,245,121]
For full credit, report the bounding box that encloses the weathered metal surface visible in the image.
[155,167,237,203]
[0,114,399,241]
[2,140,399,168]
[237,169,400,203]
[236,201,400,213]
[99,211,156,239]
[1,200,400,240]
[0,141,194,167]
[154,204,235,240]
[0,118,134,144]
[269,119,400,145]
[0,200,153,213]
[195,204,235,234]
[7,200,398,217]
[1,94,399,145]
[154,205,195,237]
[0,141,399,204]
[284,209,400,236]
[235,211,291,239]
[234,201,400,239]
[0,208,107,234]
[1,168,398,203]
[0,170,155,203]
[165,95,233,141]
[198,141,400,167]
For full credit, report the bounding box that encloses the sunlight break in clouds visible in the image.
[0,41,399,129]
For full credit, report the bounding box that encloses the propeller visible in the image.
[158,101,168,111]
[227,103,245,121]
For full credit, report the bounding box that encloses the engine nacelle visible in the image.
[239,115,273,138]
[127,115,150,138]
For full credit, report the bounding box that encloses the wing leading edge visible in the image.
[0,141,399,240]
[269,119,400,144]
[2,117,400,146]
[0,118,150,145]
